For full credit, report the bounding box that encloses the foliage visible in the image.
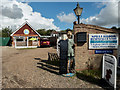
[37,29,46,35]
[60,28,73,33]
[46,29,55,35]
[37,29,55,35]
[0,31,2,37]
[17,48,37,50]
[36,28,73,35]
[111,26,120,30]
[1,27,12,37]
[80,70,101,79]
[111,26,117,30]
[76,70,101,84]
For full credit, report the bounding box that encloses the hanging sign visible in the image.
[102,54,117,88]
[24,29,30,35]
[89,34,118,49]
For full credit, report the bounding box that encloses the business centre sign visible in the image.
[89,34,118,49]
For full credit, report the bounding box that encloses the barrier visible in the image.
[102,54,117,88]
[48,52,59,61]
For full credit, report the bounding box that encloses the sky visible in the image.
[0,0,119,31]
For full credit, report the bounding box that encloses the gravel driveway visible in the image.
[2,47,103,88]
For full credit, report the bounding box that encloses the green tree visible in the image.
[111,26,120,30]
[1,27,12,37]
[37,29,56,35]
[117,27,120,30]
[0,31,2,37]
[37,29,46,35]
[111,26,117,30]
[60,28,73,33]
[46,29,55,35]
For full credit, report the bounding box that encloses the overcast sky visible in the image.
[0,0,119,31]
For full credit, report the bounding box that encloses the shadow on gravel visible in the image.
[35,58,60,75]
[76,72,118,89]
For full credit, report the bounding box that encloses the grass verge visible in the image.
[76,69,102,84]
[17,48,37,50]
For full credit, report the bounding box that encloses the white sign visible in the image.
[118,45,120,67]
[24,29,30,35]
[89,34,118,49]
[102,54,117,88]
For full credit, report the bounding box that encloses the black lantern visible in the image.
[74,2,83,24]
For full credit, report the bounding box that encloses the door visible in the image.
[29,40,32,46]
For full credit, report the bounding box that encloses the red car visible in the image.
[40,39,50,47]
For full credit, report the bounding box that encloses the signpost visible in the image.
[89,34,118,49]
[102,54,117,88]
[59,40,68,74]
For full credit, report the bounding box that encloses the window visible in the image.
[16,39,23,41]
[28,37,32,39]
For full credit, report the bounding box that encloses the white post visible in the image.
[37,37,38,46]
[15,37,16,48]
[102,55,105,78]
[113,55,117,89]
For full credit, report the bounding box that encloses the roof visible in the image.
[10,21,41,37]
[51,31,59,34]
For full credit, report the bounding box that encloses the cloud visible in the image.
[118,1,120,27]
[57,12,76,23]
[0,0,60,31]
[94,2,107,8]
[81,0,119,27]
[2,4,23,19]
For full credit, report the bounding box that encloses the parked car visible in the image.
[40,38,50,47]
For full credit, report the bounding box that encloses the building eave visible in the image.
[10,21,41,37]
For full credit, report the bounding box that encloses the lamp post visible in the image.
[74,2,83,24]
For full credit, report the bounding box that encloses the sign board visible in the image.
[118,45,120,67]
[24,29,30,35]
[89,34,118,49]
[59,40,68,74]
[95,50,113,54]
[77,32,87,42]
[102,54,117,88]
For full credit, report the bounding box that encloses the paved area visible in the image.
[1,46,107,88]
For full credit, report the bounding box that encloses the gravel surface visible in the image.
[2,46,103,88]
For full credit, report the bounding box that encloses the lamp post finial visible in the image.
[77,2,80,7]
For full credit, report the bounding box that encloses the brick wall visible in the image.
[73,23,120,70]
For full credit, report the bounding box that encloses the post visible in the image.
[78,15,80,24]
[15,37,16,48]
[27,37,28,47]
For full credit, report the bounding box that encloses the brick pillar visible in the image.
[73,24,89,70]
